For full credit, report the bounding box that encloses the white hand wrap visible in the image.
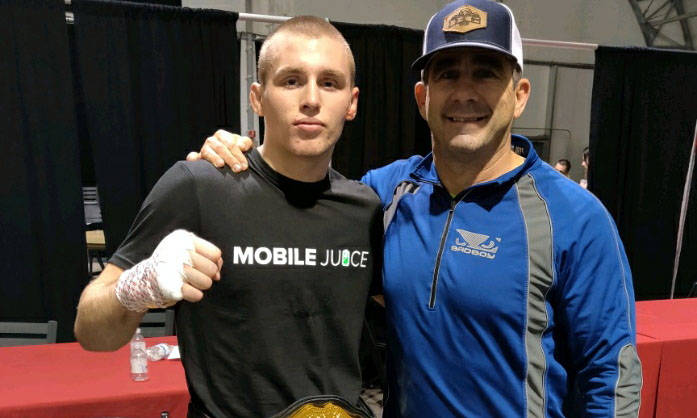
[115,229,195,312]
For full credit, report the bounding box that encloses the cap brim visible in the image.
[411,41,519,71]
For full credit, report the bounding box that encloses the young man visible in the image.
[75,17,381,418]
[193,1,642,416]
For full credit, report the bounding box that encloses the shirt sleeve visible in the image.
[109,161,199,270]
[555,207,642,417]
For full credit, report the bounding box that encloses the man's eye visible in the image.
[474,69,497,79]
[285,78,299,87]
[437,70,457,80]
[321,80,338,88]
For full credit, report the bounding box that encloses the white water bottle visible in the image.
[130,327,148,381]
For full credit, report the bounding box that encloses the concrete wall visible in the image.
[183,0,648,181]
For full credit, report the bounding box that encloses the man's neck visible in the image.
[433,139,525,196]
[257,144,331,183]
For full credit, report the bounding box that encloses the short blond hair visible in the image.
[257,16,356,86]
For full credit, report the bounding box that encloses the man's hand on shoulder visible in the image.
[186,129,253,173]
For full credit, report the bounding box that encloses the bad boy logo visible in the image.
[443,6,488,34]
[451,229,500,260]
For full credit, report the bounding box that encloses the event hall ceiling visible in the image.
[628,0,697,50]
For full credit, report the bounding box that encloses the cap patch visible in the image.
[443,6,487,34]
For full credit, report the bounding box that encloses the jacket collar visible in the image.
[410,135,540,190]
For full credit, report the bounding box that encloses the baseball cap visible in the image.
[412,0,524,73]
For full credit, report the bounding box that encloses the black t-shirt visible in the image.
[110,150,383,417]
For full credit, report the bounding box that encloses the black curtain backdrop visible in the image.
[332,22,431,180]
[590,46,697,300]
[72,0,240,254]
[0,0,86,342]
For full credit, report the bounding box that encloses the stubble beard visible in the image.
[433,122,513,168]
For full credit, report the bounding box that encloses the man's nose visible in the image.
[450,74,478,101]
[301,82,320,112]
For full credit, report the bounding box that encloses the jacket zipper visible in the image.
[429,191,469,309]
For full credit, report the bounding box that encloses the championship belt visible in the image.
[272,395,373,418]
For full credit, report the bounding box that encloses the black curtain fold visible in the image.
[590,46,697,300]
[1,0,86,342]
[72,0,240,254]
[332,22,431,180]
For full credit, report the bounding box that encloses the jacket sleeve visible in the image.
[361,169,389,206]
[555,206,642,417]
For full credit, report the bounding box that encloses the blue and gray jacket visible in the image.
[362,135,642,417]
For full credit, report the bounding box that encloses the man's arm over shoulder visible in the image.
[554,198,641,417]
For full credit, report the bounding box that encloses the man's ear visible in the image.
[513,78,531,119]
[414,81,428,121]
[345,86,359,121]
[250,82,264,116]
